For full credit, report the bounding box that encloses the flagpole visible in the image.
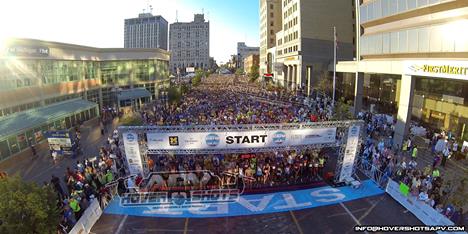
[332,26,337,106]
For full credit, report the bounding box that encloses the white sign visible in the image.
[68,199,103,234]
[147,128,337,152]
[186,67,195,73]
[404,60,468,80]
[339,125,360,182]
[123,132,144,175]
[385,180,463,234]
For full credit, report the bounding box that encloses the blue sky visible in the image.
[0,0,260,63]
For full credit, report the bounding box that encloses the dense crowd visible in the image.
[140,75,334,126]
[50,127,124,233]
[137,149,329,193]
[359,112,465,225]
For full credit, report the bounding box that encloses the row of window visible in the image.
[284,2,298,19]
[278,45,298,56]
[0,59,169,91]
[360,0,449,24]
[361,22,468,55]
[284,31,299,44]
[284,17,298,30]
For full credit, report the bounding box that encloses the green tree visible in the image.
[0,176,60,234]
[248,65,260,82]
[317,71,333,96]
[120,113,143,126]
[235,68,243,76]
[332,98,354,120]
[167,86,182,104]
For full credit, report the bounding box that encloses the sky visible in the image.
[0,0,260,64]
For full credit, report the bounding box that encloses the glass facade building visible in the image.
[336,0,468,146]
[0,38,170,160]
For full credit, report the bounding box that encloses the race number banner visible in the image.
[339,125,360,182]
[44,130,74,156]
[123,132,144,175]
[147,128,337,151]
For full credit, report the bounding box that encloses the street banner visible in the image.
[339,125,360,182]
[123,132,144,175]
[386,180,462,234]
[44,130,74,156]
[146,127,337,152]
[399,182,410,197]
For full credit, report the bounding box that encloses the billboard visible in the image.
[123,132,144,175]
[147,128,336,151]
[44,130,74,155]
[186,67,195,73]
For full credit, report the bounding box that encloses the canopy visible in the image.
[117,88,152,101]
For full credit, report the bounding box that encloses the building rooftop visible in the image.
[0,99,98,139]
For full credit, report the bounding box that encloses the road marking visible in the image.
[289,210,304,234]
[184,218,189,234]
[116,214,128,234]
[327,208,368,218]
[340,202,369,234]
[358,196,384,222]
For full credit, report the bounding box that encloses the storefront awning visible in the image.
[117,88,152,101]
[0,99,98,139]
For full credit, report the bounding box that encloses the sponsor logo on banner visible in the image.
[205,134,220,147]
[126,133,135,142]
[169,136,179,146]
[272,131,286,144]
[146,127,337,151]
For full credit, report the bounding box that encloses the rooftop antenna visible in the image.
[176,10,178,22]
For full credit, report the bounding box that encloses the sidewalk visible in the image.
[0,117,119,185]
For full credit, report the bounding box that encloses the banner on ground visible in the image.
[146,127,337,151]
[123,132,144,175]
[339,125,360,182]
[44,130,74,156]
[386,179,461,234]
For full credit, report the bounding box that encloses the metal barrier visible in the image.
[355,157,390,188]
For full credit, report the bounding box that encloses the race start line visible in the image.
[103,180,383,218]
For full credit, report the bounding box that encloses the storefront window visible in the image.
[336,72,356,104]
[362,74,400,114]
[7,136,19,154]
[412,76,468,138]
[0,140,10,160]
[17,134,28,150]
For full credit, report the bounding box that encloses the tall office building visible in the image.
[336,0,468,147]
[124,13,168,50]
[169,14,210,74]
[259,0,283,75]
[237,42,260,69]
[273,0,354,91]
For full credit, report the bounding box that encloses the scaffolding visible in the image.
[119,120,365,183]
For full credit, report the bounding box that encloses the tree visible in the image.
[167,86,182,104]
[192,69,204,87]
[317,71,333,96]
[332,98,354,120]
[0,176,60,234]
[120,114,143,126]
[235,68,243,76]
[248,65,260,83]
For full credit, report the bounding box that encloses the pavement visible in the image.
[91,194,426,234]
[0,117,119,185]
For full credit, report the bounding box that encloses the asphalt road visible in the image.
[91,193,427,234]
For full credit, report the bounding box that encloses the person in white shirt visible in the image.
[418,190,429,202]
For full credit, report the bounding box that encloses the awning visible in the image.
[0,99,98,139]
[117,88,152,101]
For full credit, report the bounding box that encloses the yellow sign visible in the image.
[423,65,468,75]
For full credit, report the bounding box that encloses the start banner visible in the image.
[147,127,337,151]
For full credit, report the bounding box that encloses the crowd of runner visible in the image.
[140,75,334,126]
